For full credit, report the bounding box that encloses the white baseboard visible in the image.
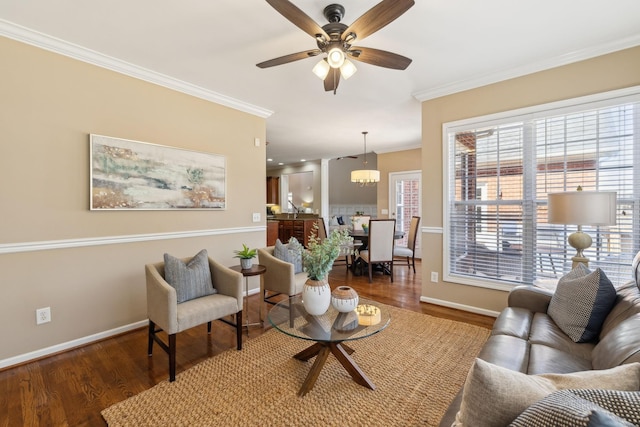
[420,296,500,318]
[0,319,148,370]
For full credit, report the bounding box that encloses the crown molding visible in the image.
[0,19,273,119]
[413,35,640,102]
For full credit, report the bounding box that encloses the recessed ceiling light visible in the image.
[267,158,273,162]
[278,162,284,166]
[301,159,306,162]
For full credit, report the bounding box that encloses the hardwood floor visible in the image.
[0,260,494,426]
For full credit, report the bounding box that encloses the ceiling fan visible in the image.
[257,0,414,94]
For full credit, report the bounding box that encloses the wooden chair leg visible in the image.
[390,261,394,282]
[368,262,373,283]
[147,320,155,356]
[207,321,212,334]
[411,256,416,274]
[236,311,243,350]
[169,333,176,382]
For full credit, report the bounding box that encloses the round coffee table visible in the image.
[267,295,390,396]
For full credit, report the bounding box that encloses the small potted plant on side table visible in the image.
[234,244,257,270]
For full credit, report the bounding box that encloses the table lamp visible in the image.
[547,188,617,269]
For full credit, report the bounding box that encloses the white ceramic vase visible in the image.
[302,278,331,316]
[331,286,359,313]
[240,258,253,270]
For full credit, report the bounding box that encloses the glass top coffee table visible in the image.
[267,295,390,396]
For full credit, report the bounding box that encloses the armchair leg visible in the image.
[236,311,243,350]
[147,320,155,355]
[169,333,176,382]
[207,321,212,334]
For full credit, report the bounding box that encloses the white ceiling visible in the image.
[1,1,640,165]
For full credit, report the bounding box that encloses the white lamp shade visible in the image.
[351,169,380,183]
[327,48,345,68]
[312,59,330,80]
[340,59,357,79]
[548,191,617,226]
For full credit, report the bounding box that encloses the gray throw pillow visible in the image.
[510,389,635,427]
[163,249,216,303]
[453,359,640,427]
[547,264,617,343]
[274,238,304,274]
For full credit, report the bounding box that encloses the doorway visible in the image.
[389,171,422,258]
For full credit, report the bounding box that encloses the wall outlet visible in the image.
[430,272,439,283]
[252,212,261,222]
[36,307,51,325]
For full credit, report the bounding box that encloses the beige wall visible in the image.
[377,148,421,218]
[421,46,640,314]
[0,37,267,364]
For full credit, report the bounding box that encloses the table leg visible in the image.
[330,343,375,390]
[294,341,375,396]
[298,345,331,397]
[243,277,262,331]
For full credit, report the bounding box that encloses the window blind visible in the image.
[444,88,640,288]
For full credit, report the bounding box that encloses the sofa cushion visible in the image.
[548,264,617,343]
[510,389,638,427]
[164,249,216,304]
[592,314,640,369]
[453,358,640,427]
[633,251,640,288]
[274,238,304,274]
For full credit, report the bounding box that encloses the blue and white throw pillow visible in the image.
[548,264,617,343]
[274,238,304,274]
[163,249,216,303]
[510,389,639,427]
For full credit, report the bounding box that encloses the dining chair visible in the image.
[394,216,421,273]
[357,219,396,283]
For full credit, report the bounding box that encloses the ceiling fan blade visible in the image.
[266,0,329,40]
[348,47,412,70]
[257,49,322,68]
[342,0,414,42]
[324,67,340,94]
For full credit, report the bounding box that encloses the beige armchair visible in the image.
[257,246,307,322]
[145,256,243,382]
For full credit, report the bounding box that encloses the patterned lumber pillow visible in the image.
[547,263,617,343]
[274,238,304,274]
[453,358,640,427]
[163,249,217,303]
[510,389,640,426]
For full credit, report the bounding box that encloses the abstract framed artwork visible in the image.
[90,134,226,210]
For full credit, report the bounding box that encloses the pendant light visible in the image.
[351,131,380,186]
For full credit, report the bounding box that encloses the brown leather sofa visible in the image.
[439,259,640,426]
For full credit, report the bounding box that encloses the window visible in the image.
[444,87,640,290]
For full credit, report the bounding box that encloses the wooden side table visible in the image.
[230,264,267,331]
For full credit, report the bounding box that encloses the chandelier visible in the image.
[351,131,380,186]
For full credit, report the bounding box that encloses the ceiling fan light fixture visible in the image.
[327,47,345,68]
[312,59,330,80]
[340,59,357,79]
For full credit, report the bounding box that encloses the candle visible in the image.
[356,304,381,326]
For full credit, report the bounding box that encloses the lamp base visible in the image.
[568,229,592,270]
[571,255,589,269]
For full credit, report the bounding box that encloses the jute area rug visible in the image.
[102,305,490,426]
